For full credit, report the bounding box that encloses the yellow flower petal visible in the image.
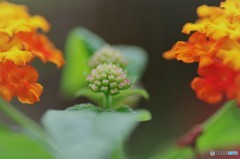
[0,50,32,65]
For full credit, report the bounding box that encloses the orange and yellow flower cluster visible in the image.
[0,2,64,104]
[164,0,240,104]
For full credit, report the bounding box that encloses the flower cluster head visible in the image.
[89,45,127,68]
[0,2,64,104]
[87,63,131,95]
[164,0,240,104]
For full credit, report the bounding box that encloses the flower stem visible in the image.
[104,93,112,109]
[0,98,46,138]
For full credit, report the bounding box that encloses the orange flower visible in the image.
[164,0,240,104]
[183,0,240,40]
[192,63,237,104]
[163,33,223,65]
[0,1,49,36]
[0,62,42,104]
[0,2,64,104]
[0,33,32,65]
[17,32,64,68]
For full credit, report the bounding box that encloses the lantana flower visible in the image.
[0,2,64,104]
[164,0,240,104]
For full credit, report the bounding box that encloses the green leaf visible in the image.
[66,103,103,112]
[113,45,148,79]
[115,106,135,113]
[77,28,106,53]
[112,88,149,108]
[67,104,151,122]
[75,87,103,106]
[135,109,152,121]
[61,27,105,98]
[0,125,56,159]
[149,147,194,159]
[42,110,139,159]
[197,100,240,153]
[115,106,151,122]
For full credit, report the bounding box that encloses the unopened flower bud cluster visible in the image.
[87,63,131,95]
[89,45,127,68]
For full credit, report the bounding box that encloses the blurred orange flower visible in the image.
[0,62,42,104]
[0,2,64,104]
[164,0,240,104]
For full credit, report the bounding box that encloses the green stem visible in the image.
[104,93,112,109]
[0,98,46,139]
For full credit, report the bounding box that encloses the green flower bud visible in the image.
[89,84,99,92]
[110,88,119,95]
[102,80,109,86]
[86,63,131,95]
[89,45,128,68]
[108,75,115,82]
[94,80,101,87]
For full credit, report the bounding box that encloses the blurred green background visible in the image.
[6,0,223,158]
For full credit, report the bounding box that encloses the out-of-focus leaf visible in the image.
[151,100,240,159]
[61,27,105,98]
[115,106,151,122]
[135,109,152,121]
[78,28,106,53]
[112,88,149,108]
[67,104,151,122]
[114,45,148,79]
[42,110,138,159]
[75,87,103,106]
[197,100,240,153]
[149,147,194,159]
[0,125,56,159]
[66,103,103,112]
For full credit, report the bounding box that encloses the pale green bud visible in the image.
[86,63,131,95]
[89,45,128,68]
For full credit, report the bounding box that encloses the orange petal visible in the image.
[18,83,43,104]
[0,50,32,65]
[0,2,50,36]
[163,33,223,64]
[192,63,237,104]
[0,62,42,104]
[191,77,224,104]
[17,32,65,67]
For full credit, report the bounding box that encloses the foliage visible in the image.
[150,100,240,159]
[60,28,105,98]
[0,26,151,159]
[0,125,56,159]
[60,27,149,108]
[42,104,139,159]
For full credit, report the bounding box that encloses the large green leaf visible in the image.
[61,27,105,98]
[66,103,103,112]
[42,108,139,159]
[0,125,56,159]
[113,45,148,79]
[66,104,151,122]
[197,100,240,153]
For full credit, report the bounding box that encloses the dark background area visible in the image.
[8,0,223,158]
